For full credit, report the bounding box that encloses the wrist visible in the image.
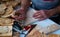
[20,7,25,10]
[45,9,56,17]
[20,7,28,12]
[19,7,26,12]
[55,6,60,14]
[50,8,57,15]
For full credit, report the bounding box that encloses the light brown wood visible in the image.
[48,34,60,37]
[13,32,20,37]
[27,29,42,37]
[0,18,14,26]
[0,26,12,36]
[0,35,12,37]
[27,28,60,37]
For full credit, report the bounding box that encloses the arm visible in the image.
[12,0,31,20]
[48,5,60,16]
[33,0,60,20]
[55,6,60,14]
[51,0,60,14]
[20,0,31,12]
[33,5,60,20]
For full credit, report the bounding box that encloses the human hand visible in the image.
[33,9,56,21]
[12,8,26,20]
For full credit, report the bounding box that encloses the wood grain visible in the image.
[27,29,60,37]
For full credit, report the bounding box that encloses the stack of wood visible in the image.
[0,0,21,26]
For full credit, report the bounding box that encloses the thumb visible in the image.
[39,10,47,18]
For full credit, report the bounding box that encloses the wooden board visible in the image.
[27,29,42,37]
[0,36,12,37]
[0,33,12,36]
[0,26,12,36]
[27,28,60,37]
[13,32,20,37]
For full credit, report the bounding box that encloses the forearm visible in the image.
[56,6,60,14]
[20,0,31,11]
[48,5,60,16]
[53,5,60,14]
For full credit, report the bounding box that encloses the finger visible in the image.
[15,17,23,20]
[33,14,41,18]
[17,9,25,14]
[34,15,43,19]
[38,17,47,21]
[40,10,47,18]
[18,15,26,20]
[12,15,18,19]
[13,15,22,20]
[33,12,41,17]
[34,15,47,20]
[34,12,41,15]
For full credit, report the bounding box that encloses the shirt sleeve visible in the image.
[59,0,60,5]
[58,0,60,5]
[56,0,60,6]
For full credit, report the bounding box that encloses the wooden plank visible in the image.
[0,26,12,36]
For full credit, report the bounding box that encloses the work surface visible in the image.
[20,8,60,37]
[26,8,60,35]
[33,19,60,34]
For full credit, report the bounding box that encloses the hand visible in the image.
[33,10,56,21]
[12,8,26,20]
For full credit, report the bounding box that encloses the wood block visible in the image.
[0,26,12,36]
[13,32,20,37]
[26,29,42,37]
[48,34,59,37]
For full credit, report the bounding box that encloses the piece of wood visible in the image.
[13,32,20,37]
[0,18,14,26]
[0,35,12,37]
[27,29,42,37]
[27,28,60,37]
[48,34,60,37]
[0,33,12,36]
[0,26,12,36]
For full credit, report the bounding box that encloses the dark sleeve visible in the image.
[59,0,60,5]
[58,0,60,5]
[53,0,60,9]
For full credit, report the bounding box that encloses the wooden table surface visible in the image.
[0,36,12,37]
[27,28,60,37]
